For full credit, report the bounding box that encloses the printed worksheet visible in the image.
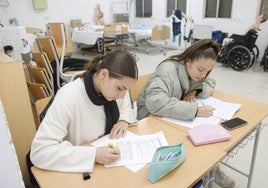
[162,97,241,128]
[91,131,168,168]
[197,97,241,120]
[163,115,221,129]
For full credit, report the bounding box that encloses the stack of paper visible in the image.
[92,131,168,172]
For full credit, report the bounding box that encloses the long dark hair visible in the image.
[162,39,220,65]
[81,49,138,79]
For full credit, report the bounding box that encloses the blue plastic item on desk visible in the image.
[147,143,186,183]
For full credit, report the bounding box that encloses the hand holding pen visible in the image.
[197,101,215,117]
[95,142,120,165]
[83,142,120,181]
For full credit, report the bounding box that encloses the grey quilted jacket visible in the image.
[136,60,215,120]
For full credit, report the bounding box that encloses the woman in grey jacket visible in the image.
[137,38,235,188]
[137,39,220,121]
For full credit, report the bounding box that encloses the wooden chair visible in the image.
[32,52,54,95]
[104,22,129,35]
[26,81,50,102]
[36,36,58,61]
[70,19,83,28]
[33,52,53,74]
[151,25,170,41]
[47,22,72,56]
[36,35,87,90]
[28,66,53,96]
[129,73,151,104]
[25,27,43,35]
[26,80,51,125]
[103,22,129,52]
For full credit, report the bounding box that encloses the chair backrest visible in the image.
[47,22,67,47]
[47,22,72,56]
[36,36,61,89]
[32,52,54,95]
[151,25,170,41]
[25,27,43,34]
[26,80,50,102]
[28,66,53,96]
[36,36,59,61]
[129,73,151,103]
[244,29,258,50]
[70,19,83,28]
[104,22,129,34]
[33,52,53,74]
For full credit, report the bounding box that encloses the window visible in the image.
[167,0,186,17]
[136,0,152,18]
[205,0,232,18]
[259,0,268,15]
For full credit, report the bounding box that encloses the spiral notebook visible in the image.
[188,124,231,146]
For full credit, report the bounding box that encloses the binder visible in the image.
[188,124,231,146]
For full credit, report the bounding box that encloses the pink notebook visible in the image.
[188,124,231,146]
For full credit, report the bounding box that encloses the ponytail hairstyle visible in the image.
[81,49,138,80]
[162,39,220,65]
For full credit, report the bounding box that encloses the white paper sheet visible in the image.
[92,131,168,169]
[162,97,241,128]
[163,116,221,129]
[197,97,241,120]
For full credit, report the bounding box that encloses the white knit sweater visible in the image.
[30,78,136,173]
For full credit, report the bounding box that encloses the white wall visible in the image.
[144,0,268,57]
[0,0,127,30]
[0,0,267,56]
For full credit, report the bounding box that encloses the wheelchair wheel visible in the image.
[227,46,251,71]
[246,45,259,68]
[247,50,256,68]
[253,45,259,59]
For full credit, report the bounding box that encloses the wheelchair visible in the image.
[217,29,259,71]
[260,42,268,72]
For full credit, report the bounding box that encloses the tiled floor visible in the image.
[76,48,268,188]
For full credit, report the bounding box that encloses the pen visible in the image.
[200,101,222,120]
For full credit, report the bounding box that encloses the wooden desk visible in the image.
[212,90,268,188]
[32,116,226,188]
[156,90,268,150]
[154,90,268,188]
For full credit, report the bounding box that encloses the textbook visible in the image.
[188,124,231,146]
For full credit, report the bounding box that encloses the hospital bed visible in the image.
[127,24,168,55]
[71,24,104,54]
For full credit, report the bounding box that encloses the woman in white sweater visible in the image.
[30,49,138,173]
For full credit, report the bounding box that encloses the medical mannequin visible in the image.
[96,4,105,26]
